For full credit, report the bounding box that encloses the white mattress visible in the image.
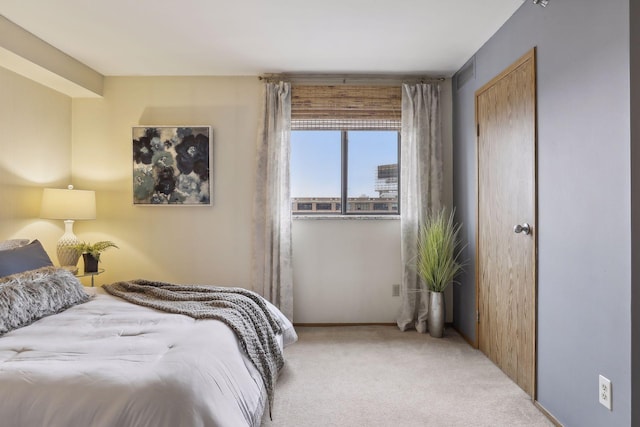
[0,287,295,427]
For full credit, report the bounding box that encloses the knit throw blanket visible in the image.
[103,279,284,416]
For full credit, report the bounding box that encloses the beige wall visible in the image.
[71,76,454,321]
[0,66,72,257]
[71,76,261,287]
[3,73,452,322]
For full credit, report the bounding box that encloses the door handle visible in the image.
[513,223,531,235]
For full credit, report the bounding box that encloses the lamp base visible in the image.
[57,220,81,267]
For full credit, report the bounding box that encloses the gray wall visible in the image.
[630,1,640,425]
[452,1,632,426]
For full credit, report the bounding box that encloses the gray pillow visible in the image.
[0,266,90,335]
[0,240,53,278]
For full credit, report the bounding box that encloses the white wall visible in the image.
[0,15,103,98]
[292,218,402,323]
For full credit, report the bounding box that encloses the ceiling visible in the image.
[0,0,524,77]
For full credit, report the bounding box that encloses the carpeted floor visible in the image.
[262,325,553,427]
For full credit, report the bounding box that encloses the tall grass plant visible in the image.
[417,208,465,293]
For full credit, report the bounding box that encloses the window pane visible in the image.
[347,131,398,214]
[291,131,341,214]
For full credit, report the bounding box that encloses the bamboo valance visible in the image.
[291,85,402,127]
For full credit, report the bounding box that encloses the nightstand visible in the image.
[76,268,105,287]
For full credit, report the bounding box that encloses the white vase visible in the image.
[428,291,445,338]
[56,220,81,267]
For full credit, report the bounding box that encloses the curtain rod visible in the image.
[258,73,446,85]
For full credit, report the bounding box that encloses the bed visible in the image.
[0,239,296,427]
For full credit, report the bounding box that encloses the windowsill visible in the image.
[293,214,400,220]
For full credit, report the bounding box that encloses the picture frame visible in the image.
[132,126,212,205]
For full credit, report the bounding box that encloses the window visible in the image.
[290,85,401,216]
[291,130,399,215]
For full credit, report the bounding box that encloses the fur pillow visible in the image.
[0,239,30,251]
[0,266,90,335]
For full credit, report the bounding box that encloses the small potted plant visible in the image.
[73,241,118,273]
[417,208,465,338]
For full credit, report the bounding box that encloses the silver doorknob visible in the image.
[513,223,531,235]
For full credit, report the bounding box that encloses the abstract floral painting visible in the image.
[133,126,212,205]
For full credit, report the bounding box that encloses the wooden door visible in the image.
[476,49,537,397]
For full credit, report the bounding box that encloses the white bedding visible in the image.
[0,287,296,427]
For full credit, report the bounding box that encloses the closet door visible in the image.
[476,48,537,397]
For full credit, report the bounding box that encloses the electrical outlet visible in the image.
[599,375,612,410]
[392,284,400,297]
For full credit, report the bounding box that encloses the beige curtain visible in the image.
[397,83,443,333]
[252,82,293,320]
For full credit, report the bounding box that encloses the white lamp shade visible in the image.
[40,187,96,220]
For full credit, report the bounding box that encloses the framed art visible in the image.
[132,126,212,205]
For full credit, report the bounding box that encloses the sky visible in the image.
[290,130,398,198]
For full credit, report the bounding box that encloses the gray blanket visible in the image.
[102,280,284,414]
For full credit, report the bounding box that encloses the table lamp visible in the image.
[40,185,96,267]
